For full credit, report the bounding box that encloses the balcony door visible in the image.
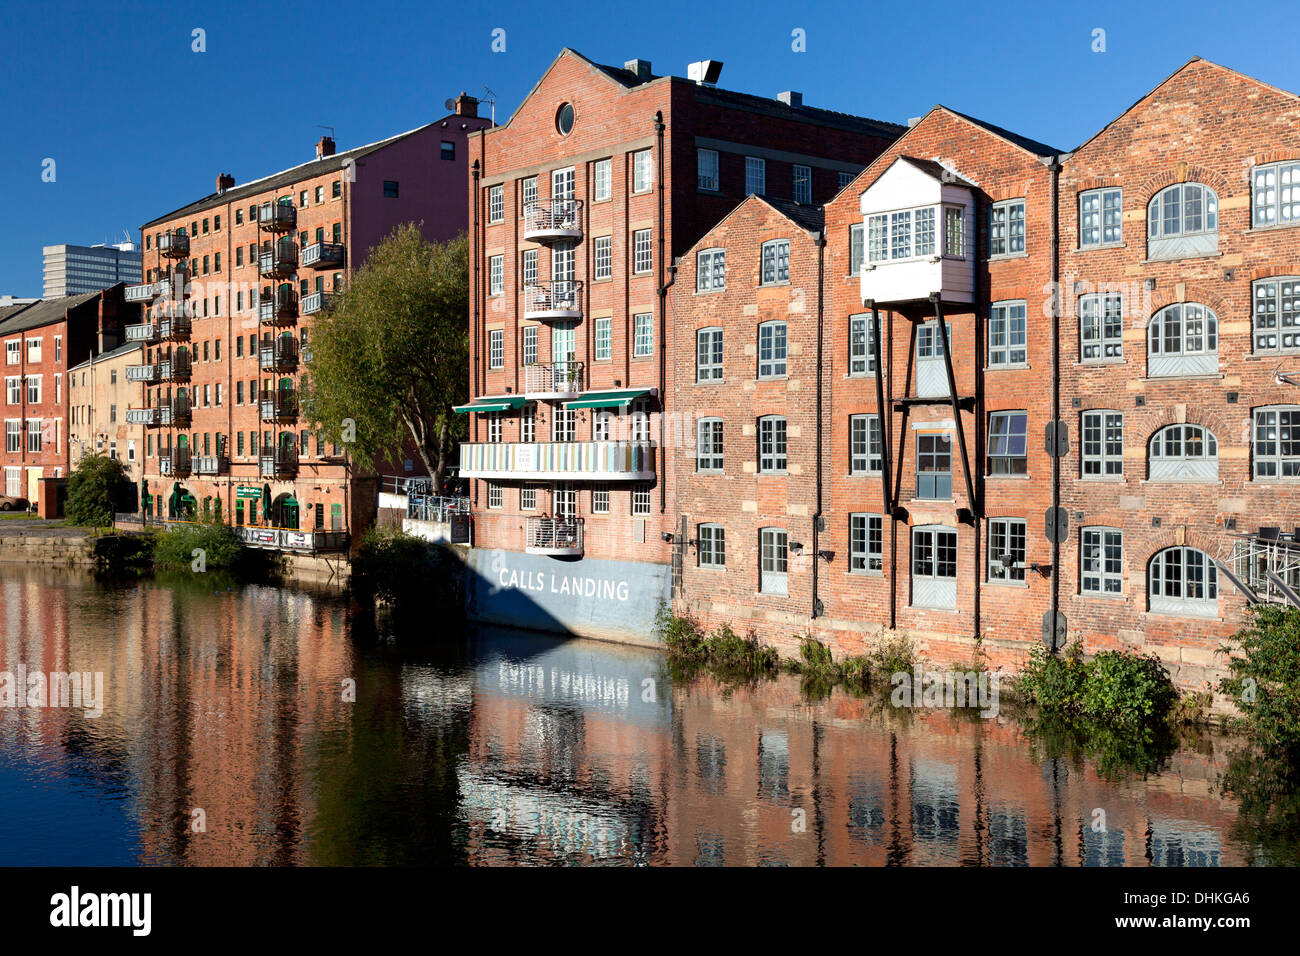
[552,321,576,364]
[916,433,952,500]
[912,525,958,610]
[916,321,950,398]
[553,483,576,520]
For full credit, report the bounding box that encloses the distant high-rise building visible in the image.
[43,242,143,297]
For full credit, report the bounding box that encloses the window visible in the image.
[917,434,952,499]
[440,141,455,161]
[745,157,766,196]
[850,514,883,573]
[383,180,399,198]
[987,518,1027,583]
[633,313,653,357]
[758,416,787,473]
[989,200,1026,256]
[553,407,576,442]
[555,102,575,135]
[522,248,538,288]
[551,167,575,200]
[632,150,653,193]
[1253,406,1300,478]
[759,528,788,594]
[698,149,719,191]
[699,524,725,567]
[1081,410,1124,477]
[595,317,612,361]
[1252,277,1300,352]
[26,339,41,363]
[1149,423,1218,481]
[849,314,876,375]
[521,326,538,366]
[1080,293,1124,361]
[632,484,651,516]
[760,240,790,284]
[592,484,610,514]
[593,236,612,279]
[593,411,613,442]
[25,376,40,404]
[792,164,812,204]
[911,526,958,609]
[1147,183,1218,258]
[54,336,60,361]
[1148,303,1218,376]
[757,321,787,378]
[4,420,18,453]
[849,224,864,276]
[987,301,1027,367]
[1253,160,1300,227]
[1080,188,1123,247]
[838,171,854,190]
[332,180,341,198]
[1148,547,1218,617]
[849,415,882,474]
[987,411,1028,476]
[1081,528,1123,596]
[488,255,504,296]
[633,229,653,274]
[697,248,725,291]
[5,378,17,404]
[697,418,724,471]
[866,207,941,262]
[487,483,502,509]
[945,207,965,257]
[521,403,536,443]
[488,329,504,369]
[696,327,723,381]
[488,184,504,223]
[593,159,612,202]
[521,176,538,211]
[7,341,20,365]
[26,419,41,452]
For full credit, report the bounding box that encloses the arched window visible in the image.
[1148,303,1218,377]
[1148,182,1219,259]
[1148,546,1218,617]
[1149,424,1219,481]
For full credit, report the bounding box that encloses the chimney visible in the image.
[216,172,235,194]
[777,91,802,108]
[624,58,652,80]
[316,136,336,159]
[687,60,723,86]
[454,92,479,117]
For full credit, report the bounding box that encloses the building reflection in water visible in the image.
[0,566,1253,866]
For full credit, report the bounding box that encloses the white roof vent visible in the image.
[687,60,723,86]
[777,91,802,107]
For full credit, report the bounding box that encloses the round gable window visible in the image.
[556,102,575,135]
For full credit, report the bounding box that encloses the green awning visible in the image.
[564,389,651,411]
[453,396,527,414]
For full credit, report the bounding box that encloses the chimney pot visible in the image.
[454,92,479,118]
[316,136,336,159]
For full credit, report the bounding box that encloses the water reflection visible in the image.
[0,565,1274,866]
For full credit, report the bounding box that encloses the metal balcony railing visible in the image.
[159,450,192,477]
[158,314,191,340]
[302,241,345,269]
[193,455,229,475]
[259,289,298,324]
[124,407,157,425]
[459,440,655,480]
[158,232,189,258]
[523,198,583,240]
[259,446,299,477]
[523,280,583,319]
[301,290,333,315]
[259,390,298,422]
[124,321,158,343]
[525,517,584,556]
[258,204,297,232]
[259,240,298,277]
[523,361,584,395]
[259,339,299,370]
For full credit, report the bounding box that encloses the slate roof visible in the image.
[0,289,107,336]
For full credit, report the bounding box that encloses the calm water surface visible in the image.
[0,565,1278,866]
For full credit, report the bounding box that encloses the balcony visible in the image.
[159,354,192,382]
[260,389,298,422]
[523,198,583,242]
[124,281,160,303]
[258,204,297,232]
[523,361,584,399]
[159,451,192,477]
[125,407,157,425]
[158,314,191,340]
[259,289,298,325]
[125,321,158,344]
[259,446,298,478]
[125,361,159,383]
[259,240,298,277]
[260,339,299,371]
[126,395,190,427]
[523,281,583,321]
[302,241,345,269]
[525,517,584,557]
[157,232,189,258]
[193,455,229,476]
[459,440,655,481]
[301,290,333,315]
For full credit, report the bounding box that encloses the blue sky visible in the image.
[1,0,1295,296]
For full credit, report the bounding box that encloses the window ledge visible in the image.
[848,570,885,578]
[908,498,954,506]
[847,472,883,479]
[1142,609,1222,623]
[1074,242,1127,253]
[986,580,1029,589]
[1079,359,1126,367]
[986,363,1032,372]
[1141,373,1224,382]
[907,604,962,614]
[985,473,1032,481]
[759,281,793,288]
[1142,251,1222,265]
[989,252,1030,262]
[1248,222,1300,234]
[1077,592,1125,602]
[844,373,879,380]
[1140,478,1223,486]
[694,288,726,295]
[696,188,723,197]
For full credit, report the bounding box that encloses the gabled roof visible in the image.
[891,155,977,188]
[68,341,143,371]
[0,289,106,337]
[685,193,824,256]
[939,107,1059,159]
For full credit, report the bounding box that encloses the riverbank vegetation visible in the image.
[65,454,131,528]
[350,526,463,615]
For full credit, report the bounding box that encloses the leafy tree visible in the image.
[1220,603,1300,756]
[65,454,129,527]
[300,225,468,489]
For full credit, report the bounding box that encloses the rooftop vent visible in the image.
[687,60,723,86]
[624,58,652,79]
[777,91,802,107]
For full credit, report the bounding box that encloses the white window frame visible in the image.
[697,418,724,472]
[593,236,612,280]
[520,483,538,511]
[486,482,502,509]
[488,255,504,296]
[759,527,788,594]
[987,410,1028,476]
[522,325,538,366]
[1253,405,1300,479]
[633,313,653,357]
[1079,188,1123,248]
[850,513,883,573]
[760,240,790,285]
[1148,303,1218,376]
[551,167,576,201]
[757,321,787,378]
[758,415,787,473]
[699,523,725,568]
[553,407,577,443]
[1081,410,1124,478]
[633,229,653,274]
[26,338,41,363]
[697,248,725,291]
[866,206,943,263]
[487,184,504,224]
[987,301,1027,367]
[1252,277,1300,353]
[1148,547,1218,618]
[849,414,881,474]
[594,317,612,362]
[696,327,723,382]
[488,328,504,369]
[521,176,538,213]
[1149,423,1218,481]
[989,200,1026,257]
[631,483,651,516]
[911,525,958,609]
[1148,182,1218,259]
[593,158,612,202]
[522,248,538,288]
[1253,160,1300,228]
[25,376,40,404]
[632,150,653,194]
[1081,527,1123,596]
[849,224,864,276]
[1080,292,1124,362]
[591,484,610,514]
[987,517,1027,584]
[849,314,876,375]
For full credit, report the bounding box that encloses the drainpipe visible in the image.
[470,157,481,507]
[972,193,982,644]
[811,230,826,618]
[1049,157,1063,650]
[654,110,668,514]
[868,298,895,629]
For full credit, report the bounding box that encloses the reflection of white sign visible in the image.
[514,444,537,472]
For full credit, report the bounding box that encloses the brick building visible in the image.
[458,48,902,638]
[1,287,131,504]
[68,341,145,486]
[127,98,490,539]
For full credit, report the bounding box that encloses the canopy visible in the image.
[262,483,272,522]
[563,388,651,411]
[453,396,527,414]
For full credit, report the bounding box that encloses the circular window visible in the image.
[556,103,575,135]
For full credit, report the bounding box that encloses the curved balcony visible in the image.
[259,289,298,325]
[523,361,584,399]
[302,241,345,269]
[259,389,298,422]
[523,280,583,321]
[258,203,297,232]
[301,290,334,315]
[259,339,299,371]
[525,517,584,557]
[157,232,189,258]
[259,445,299,478]
[259,240,298,278]
[159,450,191,477]
[523,199,583,242]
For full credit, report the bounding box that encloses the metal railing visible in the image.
[525,516,583,555]
[193,455,229,475]
[259,240,298,276]
[523,361,584,394]
[301,290,333,315]
[158,232,189,258]
[459,440,655,479]
[259,446,299,477]
[258,204,297,231]
[302,241,345,268]
[407,494,471,522]
[259,339,299,370]
[523,280,583,317]
[523,198,583,237]
[235,525,348,552]
[158,450,192,477]
[259,390,298,421]
[259,289,298,323]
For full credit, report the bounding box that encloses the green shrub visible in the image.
[871,631,918,677]
[351,526,459,612]
[653,604,705,655]
[153,519,242,571]
[1016,643,1176,728]
[1220,603,1300,756]
[66,454,130,527]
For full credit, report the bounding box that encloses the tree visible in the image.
[66,454,129,527]
[301,225,468,488]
